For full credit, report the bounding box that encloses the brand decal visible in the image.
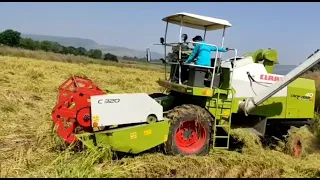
[290,93,314,101]
[260,74,283,82]
[98,99,120,104]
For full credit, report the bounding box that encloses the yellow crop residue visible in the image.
[1,48,320,178]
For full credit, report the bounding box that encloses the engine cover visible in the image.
[90,93,163,127]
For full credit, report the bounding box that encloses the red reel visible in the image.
[52,76,106,144]
[57,76,105,103]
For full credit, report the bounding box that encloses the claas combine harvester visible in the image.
[52,12,320,157]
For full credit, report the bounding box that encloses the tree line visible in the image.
[0,29,121,62]
[122,56,147,61]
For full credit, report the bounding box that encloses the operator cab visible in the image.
[147,12,238,91]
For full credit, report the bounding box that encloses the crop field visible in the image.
[1,52,320,178]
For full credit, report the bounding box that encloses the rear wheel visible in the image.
[164,104,213,156]
[284,125,315,158]
[285,129,303,158]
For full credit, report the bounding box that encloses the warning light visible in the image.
[93,122,98,127]
[201,90,207,95]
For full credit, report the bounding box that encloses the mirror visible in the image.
[160,37,164,44]
[146,48,151,62]
[181,34,188,43]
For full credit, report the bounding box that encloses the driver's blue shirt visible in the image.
[185,41,227,66]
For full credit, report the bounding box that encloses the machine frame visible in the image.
[52,12,320,158]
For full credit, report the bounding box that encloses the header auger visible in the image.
[52,12,320,158]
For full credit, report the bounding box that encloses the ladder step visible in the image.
[213,90,233,149]
[215,118,230,121]
[214,136,229,139]
[217,113,231,116]
[216,117,228,119]
[217,103,232,106]
[216,117,231,121]
[217,102,232,105]
[218,106,231,109]
[212,146,229,149]
[215,124,230,127]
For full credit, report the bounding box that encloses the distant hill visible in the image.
[21,34,163,59]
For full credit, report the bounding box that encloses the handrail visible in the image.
[159,41,237,89]
[167,61,215,69]
[224,48,237,88]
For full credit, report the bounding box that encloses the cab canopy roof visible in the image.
[162,12,232,31]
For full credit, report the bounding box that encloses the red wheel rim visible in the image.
[294,141,302,158]
[175,120,207,153]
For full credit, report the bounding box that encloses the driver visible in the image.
[184,35,228,67]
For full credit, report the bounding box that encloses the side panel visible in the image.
[231,62,287,98]
[286,78,315,118]
[76,120,170,154]
[232,97,287,118]
[90,93,163,127]
[205,90,233,125]
[258,97,287,118]
[157,79,214,97]
[231,77,315,119]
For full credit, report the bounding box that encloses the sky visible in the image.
[0,2,319,65]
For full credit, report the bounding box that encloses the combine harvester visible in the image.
[52,12,320,157]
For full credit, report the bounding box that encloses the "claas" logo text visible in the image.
[260,74,283,82]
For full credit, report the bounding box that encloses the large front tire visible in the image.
[164,104,213,156]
